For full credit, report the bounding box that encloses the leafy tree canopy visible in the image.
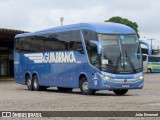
[105,16,139,37]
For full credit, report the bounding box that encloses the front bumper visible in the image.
[90,72,144,90]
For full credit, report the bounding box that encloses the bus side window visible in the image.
[62,31,84,53]
[44,38,65,51]
[15,39,19,52]
[69,41,84,54]
[72,31,84,54]
[18,38,30,52]
[83,30,98,56]
[43,33,66,51]
[18,36,44,52]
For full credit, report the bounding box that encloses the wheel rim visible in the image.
[148,69,151,73]
[33,79,38,88]
[82,81,89,92]
[27,78,31,87]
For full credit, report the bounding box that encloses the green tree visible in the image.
[105,16,139,38]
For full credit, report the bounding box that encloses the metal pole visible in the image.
[148,38,155,51]
[151,39,152,50]
[60,17,64,26]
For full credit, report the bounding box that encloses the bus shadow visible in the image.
[42,89,132,97]
[20,87,134,96]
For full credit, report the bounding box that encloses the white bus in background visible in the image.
[142,54,148,73]
[143,54,160,73]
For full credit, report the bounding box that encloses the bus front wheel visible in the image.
[113,89,128,95]
[33,75,41,91]
[148,69,152,73]
[26,76,33,90]
[80,77,95,95]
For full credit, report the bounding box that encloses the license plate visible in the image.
[122,85,129,88]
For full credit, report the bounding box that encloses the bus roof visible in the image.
[15,22,136,38]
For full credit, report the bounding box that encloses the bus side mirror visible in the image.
[140,41,152,55]
[89,40,102,54]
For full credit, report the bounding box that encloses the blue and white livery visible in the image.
[14,23,144,95]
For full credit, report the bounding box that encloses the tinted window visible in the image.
[18,36,44,52]
[44,31,83,53]
[44,33,65,51]
[83,30,98,60]
[16,30,83,53]
[83,30,98,42]
[15,39,19,51]
[62,31,84,53]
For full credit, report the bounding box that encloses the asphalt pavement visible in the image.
[0,73,160,120]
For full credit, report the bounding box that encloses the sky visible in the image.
[0,0,160,41]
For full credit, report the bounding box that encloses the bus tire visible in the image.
[113,89,128,95]
[26,76,33,90]
[57,87,73,92]
[148,69,152,73]
[33,75,41,91]
[80,77,95,95]
[41,86,47,91]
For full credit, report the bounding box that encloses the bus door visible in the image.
[142,54,148,73]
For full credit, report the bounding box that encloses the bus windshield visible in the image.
[99,34,142,74]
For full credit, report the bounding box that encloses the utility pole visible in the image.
[148,38,155,51]
[60,17,64,26]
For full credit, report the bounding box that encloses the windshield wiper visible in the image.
[114,52,121,73]
[125,50,136,73]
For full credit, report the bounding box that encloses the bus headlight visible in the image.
[97,73,112,81]
[135,75,144,80]
[103,76,111,80]
[138,75,144,80]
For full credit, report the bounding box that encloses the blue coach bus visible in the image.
[14,23,144,95]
